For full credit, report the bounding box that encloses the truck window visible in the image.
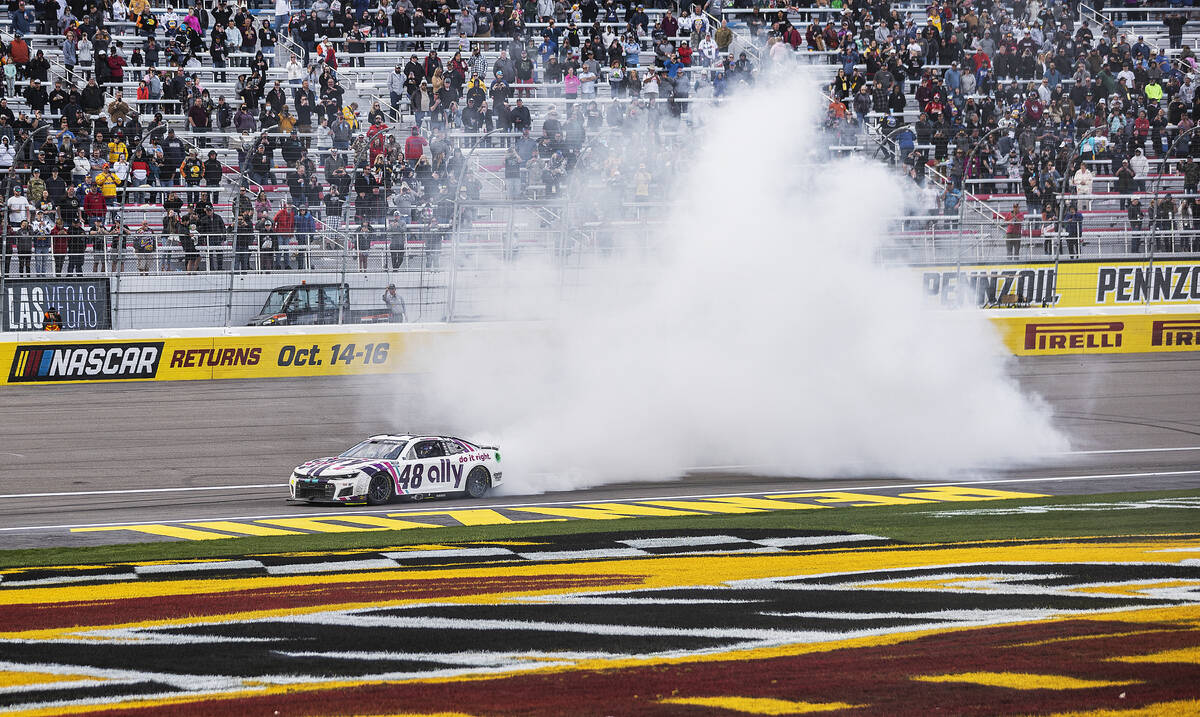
[319,286,344,308]
[261,288,292,315]
[289,289,313,312]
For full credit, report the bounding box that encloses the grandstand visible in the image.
[2,0,1200,326]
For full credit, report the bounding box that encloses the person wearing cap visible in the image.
[388,63,406,121]
[382,283,405,321]
[94,163,122,221]
[6,185,30,236]
[107,132,129,164]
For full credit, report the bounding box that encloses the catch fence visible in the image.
[0,222,662,330]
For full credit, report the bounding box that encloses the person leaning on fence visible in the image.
[1128,198,1145,253]
[1004,203,1024,261]
[295,207,316,270]
[273,202,295,270]
[51,216,68,275]
[65,219,86,275]
[181,223,201,273]
[13,219,32,276]
[254,212,275,271]
[386,211,406,269]
[235,209,255,271]
[134,220,155,274]
[1063,203,1084,259]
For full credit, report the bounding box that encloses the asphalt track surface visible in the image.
[3,354,1200,548]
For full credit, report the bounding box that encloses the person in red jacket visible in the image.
[273,202,295,270]
[404,126,427,167]
[107,47,127,85]
[677,42,693,66]
[1004,202,1025,260]
[83,185,107,227]
[51,217,69,275]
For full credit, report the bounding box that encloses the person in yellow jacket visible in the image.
[341,104,359,130]
[1145,78,1164,103]
[94,165,121,221]
[107,136,128,163]
[278,107,296,133]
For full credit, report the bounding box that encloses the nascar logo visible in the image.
[8,342,164,383]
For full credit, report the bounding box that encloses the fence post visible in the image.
[1051,253,1060,308]
[337,223,348,325]
[224,268,235,327]
[111,270,122,330]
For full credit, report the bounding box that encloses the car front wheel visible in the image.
[366,474,395,505]
[465,466,490,499]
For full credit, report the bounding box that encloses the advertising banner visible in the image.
[990,313,1200,356]
[5,312,1198,386]
[920,260,1200,309]
[1,277,112,331]
[0,329,445,385]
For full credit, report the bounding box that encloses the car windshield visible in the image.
[260,288,293,315]
[339,440,407,459]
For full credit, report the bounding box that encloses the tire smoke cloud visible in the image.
[404,75,1069,494]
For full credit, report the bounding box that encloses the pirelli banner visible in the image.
[921,260,1200,308]
[989,313,1200,356]
[0,330,446,385]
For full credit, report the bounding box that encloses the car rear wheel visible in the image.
[366,474,395,505]
[465,467,490,499]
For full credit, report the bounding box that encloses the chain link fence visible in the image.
[0,218,663,330]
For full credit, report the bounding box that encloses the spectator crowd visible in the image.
[817,0,1200,254]
[0,0,771,275]
[4,0,1200,274]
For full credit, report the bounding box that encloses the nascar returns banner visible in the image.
[0,329,449,385]
[921,260,1200,309]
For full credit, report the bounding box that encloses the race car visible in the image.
[289,434,502,505]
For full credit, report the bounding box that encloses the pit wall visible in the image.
[2,310,1199,386]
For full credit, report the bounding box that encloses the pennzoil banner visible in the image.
[920,260,1200,308]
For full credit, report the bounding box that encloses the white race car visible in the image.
[289,434,502,505]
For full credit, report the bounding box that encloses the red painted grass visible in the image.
[70,615,1200,717]
[7,574,639,631]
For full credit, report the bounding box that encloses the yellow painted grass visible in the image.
[659,696,865,714]
[1046,699,1200,716]
[913,672,1141,690]
[0,671,98,688]
[1108,645,1200,664]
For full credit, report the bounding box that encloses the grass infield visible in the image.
[1,487,1198,569]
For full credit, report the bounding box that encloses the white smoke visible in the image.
[404,74,1069,493]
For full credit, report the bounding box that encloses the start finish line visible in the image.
[66,486,1047,542]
